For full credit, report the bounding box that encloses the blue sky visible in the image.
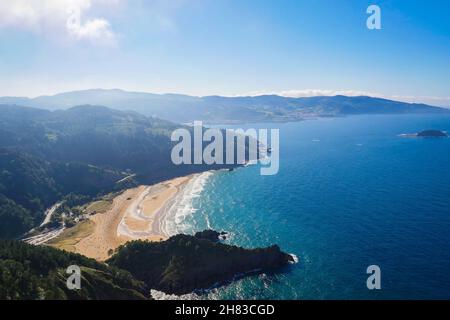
[0,0,449,106]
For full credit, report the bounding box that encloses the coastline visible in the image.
[74,173,210,261]
[161,171,215,236]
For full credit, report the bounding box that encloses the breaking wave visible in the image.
[162,171,214,236]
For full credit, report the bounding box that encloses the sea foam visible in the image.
[162,171,214,236]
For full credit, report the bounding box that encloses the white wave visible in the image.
[221,230,234,242]
[204,212,212,230]
[150,289,203,300]
[162,171,214,236]
[289,253,299,264]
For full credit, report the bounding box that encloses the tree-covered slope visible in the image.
[107,232,294,295]
[0,104,240,239]
[0,240,148,300]
[0,105,177,238]
[0,104,231,183]
[0,149,131,238]
[0,104,177,173]
[0,233,294,299]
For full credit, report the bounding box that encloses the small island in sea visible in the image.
[417,130,448,137]
[399,130,448,138]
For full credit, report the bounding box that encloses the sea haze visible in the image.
[171,114,450,299]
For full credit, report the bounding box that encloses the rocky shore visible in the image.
[107,230,295,295]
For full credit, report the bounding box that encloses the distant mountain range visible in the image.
[1,89,447,124]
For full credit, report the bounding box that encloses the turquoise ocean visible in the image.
[158,114,450,300]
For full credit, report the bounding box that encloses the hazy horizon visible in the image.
[1,87,449,109]
[0,0,449,107]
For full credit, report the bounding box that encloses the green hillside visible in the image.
[0,104,240,239]
[108,232,294,295]
[0,240,148,300]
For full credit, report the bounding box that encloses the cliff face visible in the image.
[194,229,228,241]
[107,232,295,295]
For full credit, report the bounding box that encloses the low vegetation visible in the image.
[47,220,95,252]
[84,200,113,215]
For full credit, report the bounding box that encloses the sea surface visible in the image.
[160,114,450,300]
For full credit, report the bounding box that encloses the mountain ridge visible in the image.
[1,89,447,124]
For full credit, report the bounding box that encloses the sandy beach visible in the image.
[74,175,194,261]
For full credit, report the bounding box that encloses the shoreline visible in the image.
[74,174,204,261]
[161,171,215,236]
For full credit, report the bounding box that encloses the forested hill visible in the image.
[0,149,129,238]
[0,104,177,172]
[0,104,233,183]
[0,231,293,299]
[0,239,148,299]
[0,104,233,239]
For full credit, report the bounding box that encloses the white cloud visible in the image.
[67,13,116,43]
[0,0,118,45]
[390,95,450,108]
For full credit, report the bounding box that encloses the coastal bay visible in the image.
[53,175,196,261]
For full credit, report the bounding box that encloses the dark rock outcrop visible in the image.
[194,229,228,242]
[417,130,448,137]
[107,231,295,295]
